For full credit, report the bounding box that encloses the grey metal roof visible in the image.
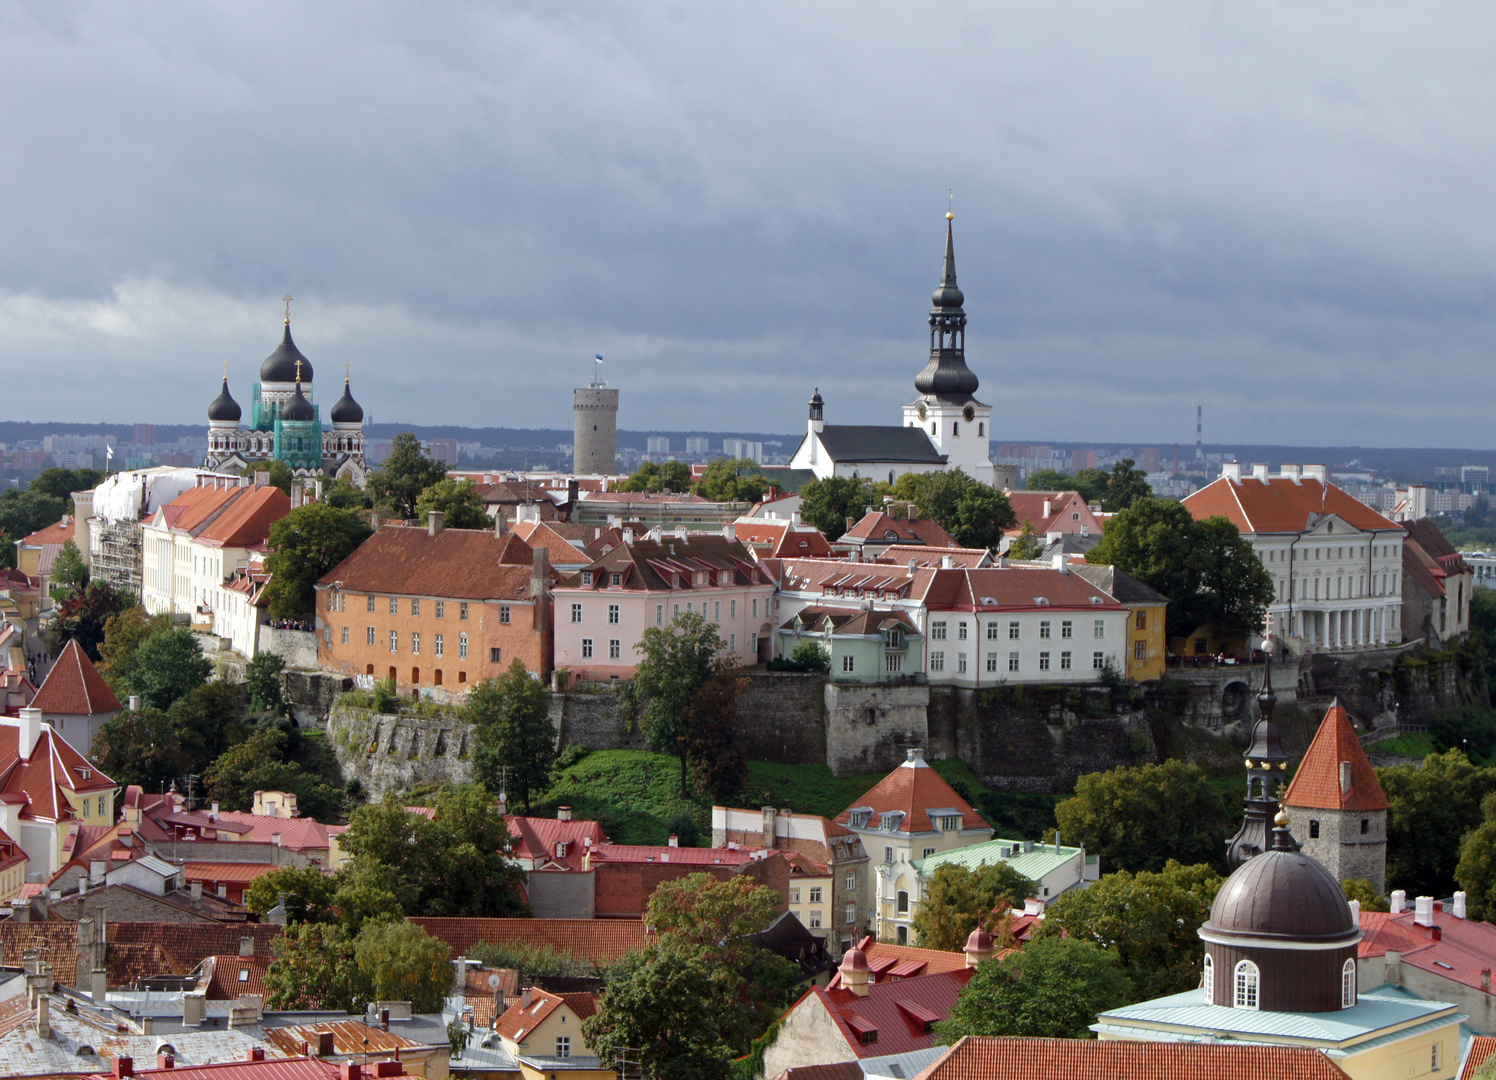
[859,1046,946,1080]
[1070,563,1169,605]
[814,426,945,465]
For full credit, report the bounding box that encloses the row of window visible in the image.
[931,618,1108,641]
[1201,955,1357,1011]
[347,627,479,661]
[1265,544,1397,563]
[929,650,1110,673]
[328,592,475,621]
[1278,574,1394,602]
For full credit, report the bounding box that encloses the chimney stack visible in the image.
[428,511,444,536]
[92,968,106,1004]
[1455,892,1468,919]
[240,936,255,957]
[762,806,777,848]
[557,806,572,822]
[35,992,49,1039]
[1390,890,1406,914]
[1339,761,1353,793]
[16,707,43,761]
[532,546,551,680]
[838,950,870,997]
[183,992,206,1027]
[1414,895,1435,927]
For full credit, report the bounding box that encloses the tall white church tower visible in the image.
[901,213,994,485]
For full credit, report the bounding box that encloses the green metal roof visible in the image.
[911,837,1082,884]
[1093,987,1462,1047]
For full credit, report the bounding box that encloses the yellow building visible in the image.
[0,708,117,878]
[494,987,614,1080]
[1072,563,1168,681]
[1095,813,1463,1080]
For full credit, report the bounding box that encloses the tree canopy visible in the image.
[1054,760,1234,874]
[1026,468,1109,506]
[890,469,1016,549]
[911,862,1037,951]
[469,659,557,812]
[692,458,769,503]
[50,540,89,600]
[936,935,1134,1041]
[0,488,68,568]
[1085,496,1274,639]
[619,460,692,493]
[264,918,450,1013]
[414,477,490,530]
[798,476,875,541]
[622,611,729,796]
[121,628,211,710]
[46,582,138,661]
[370,432,449,518]
[1382,749,1496,897]
[1038,860,1223,1000]
[262,502,372,618]
[98,606,172,686]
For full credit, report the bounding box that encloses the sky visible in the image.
[2,2,1495,447]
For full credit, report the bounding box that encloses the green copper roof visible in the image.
[911,837,1082,884]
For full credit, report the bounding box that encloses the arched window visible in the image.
[1202,953,1214,1004]
[1234,959,1259,1010]
[896,891,909,913]
[1342,958,1357,1008]
[953,421,959,436]
[978,422,984,436]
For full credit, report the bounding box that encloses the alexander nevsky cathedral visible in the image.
[204,301,369,483]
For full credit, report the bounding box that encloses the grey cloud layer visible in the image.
[1,2,1493,445]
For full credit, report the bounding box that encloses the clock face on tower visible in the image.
[916,402,928,420]
[963,405,976,422]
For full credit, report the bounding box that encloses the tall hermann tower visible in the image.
[573,356,619,475]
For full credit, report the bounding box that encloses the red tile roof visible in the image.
[733,521,835,559]
[507,815,609,871]
[31,639,122,716]
[1284,700,1389,812]
[204,953,271,999]
[1004,492,1098,536]
[19,519,73,547]
[937,566,1126,613]
[411,917,651,962]
[871,547,992,569]
[1462,1036,1496,1080]
[835,754,988,836]
[1359,905,1496,998]
[803,967,973,1058]
[494,987,596,1041]
[1182,475,1399,535]
[511,520,590,565]
[263,1020,424,1059]
[827,937,967,990]
[195,485,292,547]
[109,922,284,966]
[842,512,956,549]
[85,1058,342,1080]
[911,1036,1354,1080]
[0,719,116,822]
[586,843,764,866]
[184,862,280,885]
[156,484,246,533]
[317,524,544,600]
[560,534,769,594]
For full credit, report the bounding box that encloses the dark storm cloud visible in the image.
[0,2,1493,446]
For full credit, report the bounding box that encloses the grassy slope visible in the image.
[534,749,1068,846]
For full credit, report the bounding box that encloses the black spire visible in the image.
[914,213,980,401]
[330,375,364,424]
[208,377,241,423]
[1226,658,1292,867]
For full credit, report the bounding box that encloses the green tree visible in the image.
[245,865,337,923]
[98,606,172,686]
[1027,468,1107,506]
[1085,496,1274,640]
[911,862,1037,952]
[49,540,89,600]
[330,860,406,935]
[265,459,294,494]
[1380,749,1496,897]
[340,787,528,917]
[693,458,769,503]
[1007,520,1044,560]
[264,923,365,1011]
[647,873,783,965]
[788,641,829,672]
[936,935,1134,1041]
[1457,803,1496,921]
[370,432,449,518]
[168,680,248,772]
[798,476,875,541]
[622,611,725,796]
[91,705,186,792]
[121,628,211,711]
[1105,458,1151,511]
[619,460,693,493]
[324,477,374,511]
[353,919,453,1013]
[262,502,373,618]
[677,671,748,803]
[1342,878,1391,913]
[583,941,737,1080]
[0,488,68,567]
[892,469,1016,549]
[468,659,557,812]
[30,466,104,503]
[246,652,287,715]
[1038,861,1223,1000]
[204,728,345,822]
[46,581,138,660]
[414,477,490,530]
[1055,760,1234,873]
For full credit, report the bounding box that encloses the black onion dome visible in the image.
[914,217,980,400]
[208,378,241,422]
[281,379,316,422]
[1203,848,1357,944]
[261,323,314,384]
[330,379,363,424]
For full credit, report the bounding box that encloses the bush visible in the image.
[788,642,830,672]
[373,677,400,714]
[665,813,701,848]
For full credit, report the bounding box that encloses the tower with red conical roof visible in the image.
[1284,699,1389,895]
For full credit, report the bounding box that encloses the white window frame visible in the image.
[1234,959,1260,1010]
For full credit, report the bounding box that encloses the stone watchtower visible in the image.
[573,357,618,476]
[1284,699,1390,896]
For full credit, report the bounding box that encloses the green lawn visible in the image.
[1365,731,1438,759]
[534,749,1068,846]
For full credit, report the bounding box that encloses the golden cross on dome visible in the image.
[222,359,228,379]
[295,358,304,383]
[345,361,350,382]
[283,294,293,324]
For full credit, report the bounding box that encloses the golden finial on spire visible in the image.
[222,359,228,380]
[283,294,293,325]
[1275,807,1289,827]
[947,189,954,221]
[345,361,350,384]
[295,358,304,383]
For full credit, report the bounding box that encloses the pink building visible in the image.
[552,531,777,680]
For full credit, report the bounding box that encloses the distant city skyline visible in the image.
[1,7,1493,443]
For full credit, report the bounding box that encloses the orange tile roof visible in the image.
[1284,700,1389,812]
[911,1036,1354,1080]
[0,720,116,822]
[1462,1036,1496,1080]
[263,1019,424,1058]
[157,484,246,533]
[18,519,72,547]
[411,917,651,962]
[1005,492,1096,535]
[204,953,271,999]
[804,967,973,1058]
[317,525,544,600]
[733,521,835,559]
[835,754,988,835]
[842,512,956,548]
[196,485,291,547]
[827,936,968,989]
[1182,475,1399,535]
[494,987,596,1042]
[31,639,122,716]
[511,520,590,564]
[109,922,283,965]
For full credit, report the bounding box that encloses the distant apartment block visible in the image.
[646,436,670,454]
[685,437,710,455]
[724,438,764,463]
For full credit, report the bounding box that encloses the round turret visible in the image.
[261,323,314,384]
[329,378,364,425]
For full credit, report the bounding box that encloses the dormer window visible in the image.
[582,572,594,586]
[611,572,622,586]
[556,841,568,859]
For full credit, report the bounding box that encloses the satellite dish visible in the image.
[488,974,501,989]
